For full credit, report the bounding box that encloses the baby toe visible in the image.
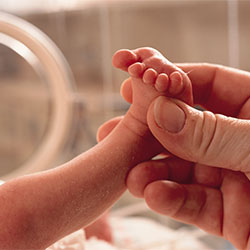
[169,71,184,96]
[155,73,169,92]
[143,68,158,84]
[112,49,138,71]
[128,62,145,77]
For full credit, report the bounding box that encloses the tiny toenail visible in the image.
[154,97,185,133]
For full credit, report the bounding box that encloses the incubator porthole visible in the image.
[0,12,74,180]
[0,43,51,177]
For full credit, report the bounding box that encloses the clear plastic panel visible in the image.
[0,12,75,180]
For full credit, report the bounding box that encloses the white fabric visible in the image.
[47,230,86,250]
[47,217,210,250]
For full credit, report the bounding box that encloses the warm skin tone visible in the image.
[84,211,112,242]
[0,47,192,249]
[100,63,250,249]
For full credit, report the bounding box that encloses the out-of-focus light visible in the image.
[0,0,134,14]
[1,0,146,14]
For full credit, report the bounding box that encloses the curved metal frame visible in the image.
[0,12,75,180]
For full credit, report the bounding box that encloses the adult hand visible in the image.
[130,63,250,249]
[99,64,250,249]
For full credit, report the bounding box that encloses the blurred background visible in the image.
[0,0,247,248]
[0,0,249,177]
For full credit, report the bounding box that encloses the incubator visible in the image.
[0,12,75,180]
[0,0,243,249]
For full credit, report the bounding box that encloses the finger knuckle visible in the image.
[191,110,218,162]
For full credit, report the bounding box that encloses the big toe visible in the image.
[112,49,138,71]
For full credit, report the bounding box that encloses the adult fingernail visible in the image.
[154,97,185,133]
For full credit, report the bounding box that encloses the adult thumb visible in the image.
[147,96,250,173]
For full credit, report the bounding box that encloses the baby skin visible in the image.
[0,47,193,249]
[84,47,194,243]
[112,47,193,143]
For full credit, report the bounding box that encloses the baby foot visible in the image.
[112,47,193,125]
